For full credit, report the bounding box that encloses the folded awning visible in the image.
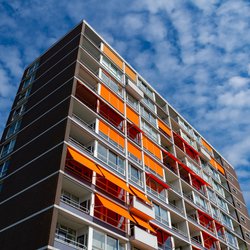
[178,161,210,186]
[146,172,170,190]
[129,185,151,204]
[67,147,103,175]
[99,167,133,195]
[96,194,136,223]
[132,215,156,233]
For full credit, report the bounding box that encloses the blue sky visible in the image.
[1,0,250,211]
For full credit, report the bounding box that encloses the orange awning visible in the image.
[103,44,123,69]
[100,84,124,114]
[99,120,125,148]
[127,142,142,161]
[132,215,156,233]
[158,119,172,137]
[201,138,213,152]
[144,154,164,177]
[99,166,133,195]
[129,185,151,204]
[125,64,136,81]
[126,106,139,126]
[96,194,136,223]
[67,147,102,175]
[143,136,162,160]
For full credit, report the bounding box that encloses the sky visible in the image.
[1,0,250,211]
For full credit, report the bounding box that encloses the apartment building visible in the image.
[0,20,250,250]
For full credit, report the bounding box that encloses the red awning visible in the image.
[202,231,218,243]
[173,132,200,156]
[198,209,214,221]
[163,150,179,162]
[178,161,210,187]
[146,172,170,189]
[128,123,144,134]
[163,149,210,187]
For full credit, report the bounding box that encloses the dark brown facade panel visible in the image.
[0,145,63,202]
[30,49,78,94]
[18,89,72,142]
[27,66,75,112]
[0,208,54,250]
[235,201,250,220]
[36,34,81,79]
[226,166,238,179]
[10,120,67,170]
[228,177,241,191]
[39,22,83,65]
[5,62,76,129]
[0,174,59,230]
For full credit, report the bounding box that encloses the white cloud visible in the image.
[0,45,23,78]
[228,76,250,88]
[0,68,16,97]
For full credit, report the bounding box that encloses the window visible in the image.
[26,61,39,77]
[236,201,242,208]
[142,96,155,112]
[193,132,201,143]
[232,187,237,194]
[101,71,123,98]
[245,232,250,239]
[61,190,80,205]
[128,164,143,187]
[154,203,169,226]
[5,120,21,139]
[227,173,233,181]
[217,196,228,212]
[212,180,225,197]
[207,189,216,203]
[240,216,246,223]
[186,160,200,174]
[141,106,157,127]
[194,192,207,211]
[141,121,158,142]
[209,166,221,183]
[0,160,10,178]
[0,139,16,159]
[12,104,26,121]
[126,93,138,111]
[138,79,154,98]
[202,173,210,183]
[93,230,125,250]
[101,56,123,82]
[211,205,219,219]
[17,87,31,105]
[56,223,76,243]
[22,74,35,90]
[221,213,233,229]
[97,144,125,175]
[225,231,238,247]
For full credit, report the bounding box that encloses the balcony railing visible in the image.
[171,225,188,238]
[60,196,90,214]
[146,186,166,201]
[72,114,96,131]
[168,202,184,215]
[55,230,87,250]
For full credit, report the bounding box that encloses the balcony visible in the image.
[54,216,88,250]
[130,196,155,220]
[54,229,87,250]
[60,195,90,218]
[199,147,211,161]
[130,226,158,250]
[126,78,144,100]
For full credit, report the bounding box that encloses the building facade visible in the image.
[0,20,250,250]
